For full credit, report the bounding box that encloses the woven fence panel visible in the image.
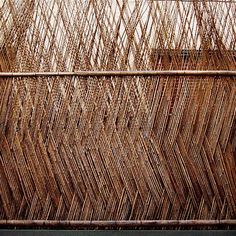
[0,75,235,221]
[0,0,236,72]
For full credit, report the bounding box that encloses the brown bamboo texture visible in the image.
[0,0,236,72]
[0,0,236,229]
[0,74,235,223]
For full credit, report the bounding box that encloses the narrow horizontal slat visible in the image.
[0,220,236,228]
[0,70,236,77]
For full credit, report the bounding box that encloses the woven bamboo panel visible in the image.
[0,0,236,229]
[0,74,235,221]
[0,0,236,72]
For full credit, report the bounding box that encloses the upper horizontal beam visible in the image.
[0,70,236,77]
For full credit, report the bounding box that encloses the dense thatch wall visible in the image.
[0,0,236,229]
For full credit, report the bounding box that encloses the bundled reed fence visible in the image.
[0,0,236,72]
[0,73,235,228]
[0,0,236,230]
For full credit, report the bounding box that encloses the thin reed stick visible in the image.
[0,220,235,228]
[0,70,236,77]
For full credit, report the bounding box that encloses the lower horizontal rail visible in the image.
[0,220,236,228]
[0,70,236,77]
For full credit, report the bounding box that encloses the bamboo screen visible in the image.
[0,73,235,225]
[0,0,236,71]
[0,0,236,229]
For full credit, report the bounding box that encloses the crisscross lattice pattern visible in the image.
[0,0,236,227]
[0,74,235,222]
[0,0,236,71]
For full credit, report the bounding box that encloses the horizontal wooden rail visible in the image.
[0,220,236,228]
[0,70,236,77]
